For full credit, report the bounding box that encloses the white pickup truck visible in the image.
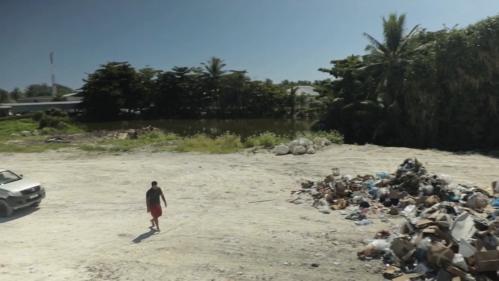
[0,169,46,217]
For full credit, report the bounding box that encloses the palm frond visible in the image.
[363,32,389,54]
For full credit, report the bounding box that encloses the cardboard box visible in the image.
[475,250,499,272]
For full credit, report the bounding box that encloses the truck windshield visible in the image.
[0,171,21,185]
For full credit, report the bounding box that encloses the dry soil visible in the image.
[1,144,498,281]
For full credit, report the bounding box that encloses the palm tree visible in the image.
[201,57,227,115]
[202,57,226,80]
[363,13,423,108]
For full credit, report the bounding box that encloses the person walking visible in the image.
[146,181,167,231]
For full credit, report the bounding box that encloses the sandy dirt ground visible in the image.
[1,144,498,281]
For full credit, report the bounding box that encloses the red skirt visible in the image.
[150,204,162,218]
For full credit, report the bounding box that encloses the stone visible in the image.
[273,144,289,155]
[291,145,307,155]
[288,138,312,149]
[306,147,316,154]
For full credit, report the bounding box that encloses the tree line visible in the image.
[0,84,73,103]
[317,14,499,150]
[80,57,323,121]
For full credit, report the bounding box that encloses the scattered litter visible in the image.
[291,158,499,280]
[45,136,71,143]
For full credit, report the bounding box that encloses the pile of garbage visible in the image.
[273,137,332,156]
[292,159,499,281]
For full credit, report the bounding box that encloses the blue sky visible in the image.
[1,0,499,91]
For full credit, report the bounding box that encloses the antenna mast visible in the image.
[50,52,57,97]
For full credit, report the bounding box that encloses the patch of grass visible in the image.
[0,118,39,138]
[0,116,84,153]
[244,132,289,148]
[1,117,344,154]
[79,131,179,153]
[0,140,71,153]
[175,133,243,154]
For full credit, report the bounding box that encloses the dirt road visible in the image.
[1,144,497,281]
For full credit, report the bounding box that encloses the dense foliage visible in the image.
[0,88,8,103]
[318,14,499,150]
[80,58,319,121]
[0,84,73,102]
[24,83,73,97]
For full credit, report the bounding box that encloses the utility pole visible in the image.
[50,52,57,97]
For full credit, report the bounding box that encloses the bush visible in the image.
[33,109,73,130]
[32,112,44,121]
[38,115,68,129]
[244,132,287,148]
[45,108,68,118]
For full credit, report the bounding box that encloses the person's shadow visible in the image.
[132,228,157,243]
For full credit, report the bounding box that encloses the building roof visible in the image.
[287,85,320,97]
[1,101,81,106]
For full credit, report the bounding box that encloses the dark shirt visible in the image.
[146,187,163,206]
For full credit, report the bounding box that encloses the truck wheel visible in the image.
[0,200,13,217]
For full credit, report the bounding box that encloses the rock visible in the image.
[291,145,307,155]
[273,144,290,155]
[296,137,313,147]
[306,146,316,154]
[289,138,312,149]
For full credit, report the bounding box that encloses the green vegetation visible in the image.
[318,13,499,150]
[244,132,287,148]
[175,133,244,154]
[0,118,38,137]
[24,83,73,97]
[0,112,84,153]
[79,132,178,153]
[0,84,73,102]
[79,59,326,121]
[0,116,343,154]
[0,88,8,103]
[33,109,81,133]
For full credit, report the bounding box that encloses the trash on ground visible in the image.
[291,158,499,280]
